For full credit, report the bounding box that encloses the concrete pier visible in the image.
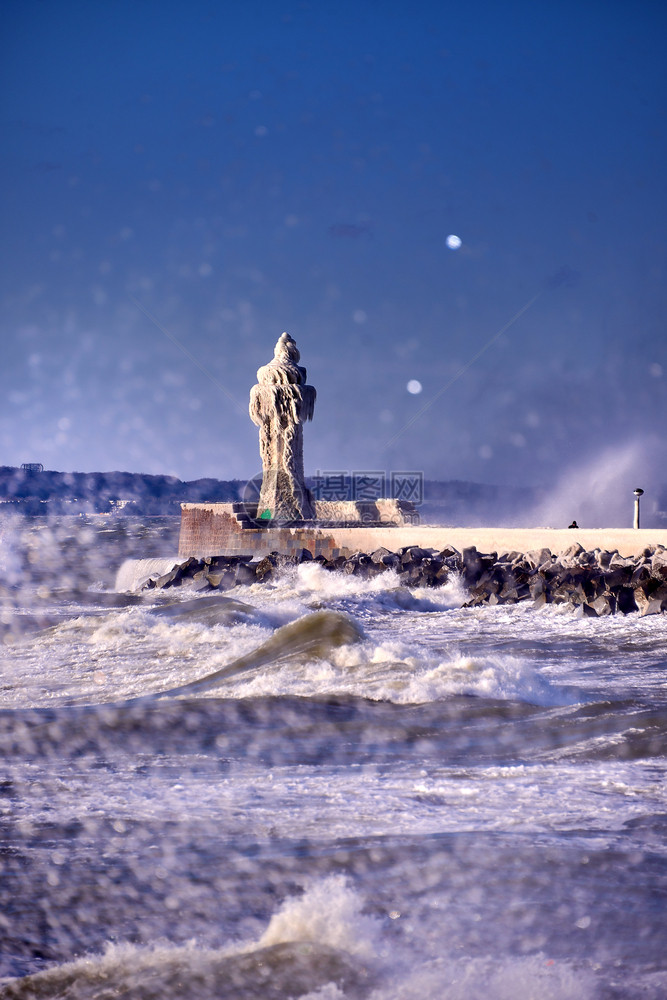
[178,503,667,560]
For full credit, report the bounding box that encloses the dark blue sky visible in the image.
[2,0,666,512]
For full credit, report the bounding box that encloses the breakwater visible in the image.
[130,540,667,616]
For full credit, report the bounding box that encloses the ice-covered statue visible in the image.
[249,332,316,521]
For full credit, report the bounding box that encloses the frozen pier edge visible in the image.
[177,504,667,562]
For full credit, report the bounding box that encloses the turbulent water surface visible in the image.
[1,516,666,999]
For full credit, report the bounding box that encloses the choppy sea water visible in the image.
[1,517,666,1000]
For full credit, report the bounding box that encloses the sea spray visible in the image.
[115,557,182,593]
[527,436,667,529]
[257,876,380,958]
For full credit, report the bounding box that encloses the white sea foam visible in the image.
[298,984,346,1000]
[7,741,666,843]
[373,954,597,1000]
[393,651,581,706]
[283,561,466,610]
[227,637,580,707]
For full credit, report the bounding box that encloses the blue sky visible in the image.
[1,0,666,510]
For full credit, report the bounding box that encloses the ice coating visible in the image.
[249,332,316,520]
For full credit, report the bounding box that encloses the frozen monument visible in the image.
[172,329,419,562]
[249,331,316,521]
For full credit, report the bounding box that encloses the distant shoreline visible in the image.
[0,466,241,515]
[0,467,543,522]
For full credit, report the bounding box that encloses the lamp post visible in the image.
[633,488,644,529]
